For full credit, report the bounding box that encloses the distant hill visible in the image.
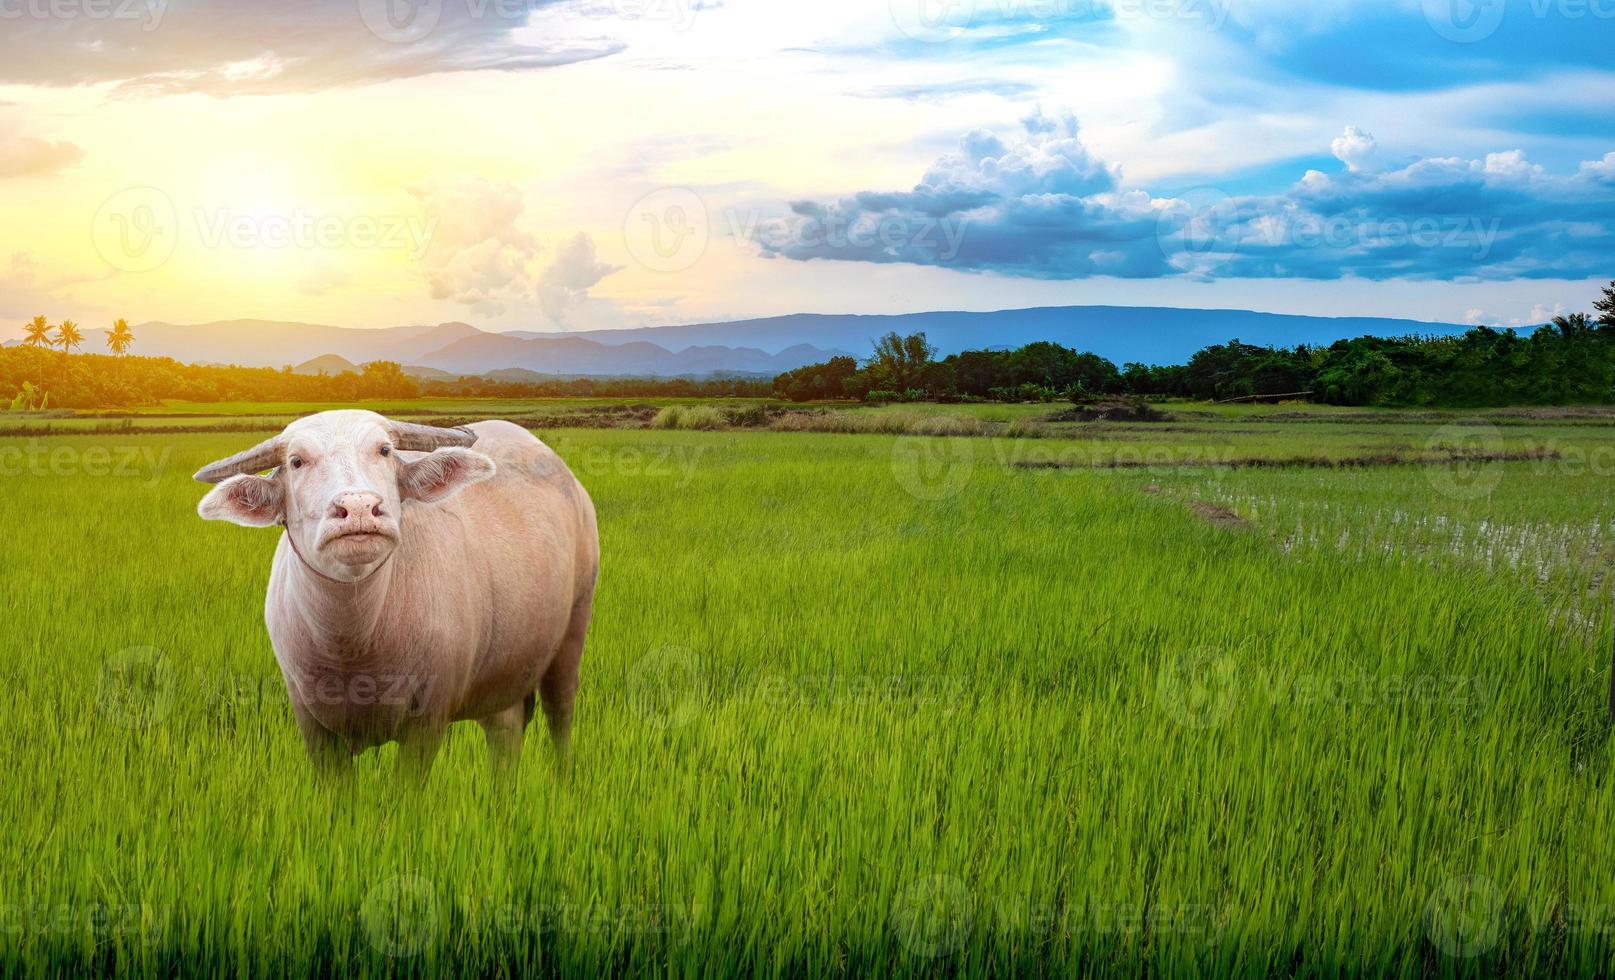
[24,306,1490,378]
[87,319,850,378]
[402,364,457,382]
[293,354,359,376]
[107,319,486,368]
[418,332,850,377]
[514,307,1480,366]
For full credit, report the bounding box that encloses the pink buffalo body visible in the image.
[195,411,598,781]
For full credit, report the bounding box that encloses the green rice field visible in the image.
[2,401,1613,976]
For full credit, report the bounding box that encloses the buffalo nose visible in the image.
[329,492,384,521]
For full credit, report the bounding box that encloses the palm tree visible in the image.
[54,320,82,400]
[23,315,50,348]
[23,315,50,393]
[105,318,135,405]
[1552,312,1592,339]
[107,318,134,355]
[56,320,83,356]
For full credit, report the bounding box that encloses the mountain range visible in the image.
[506,307,1479,366]
[6,307,1480,377]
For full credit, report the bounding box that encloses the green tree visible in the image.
[1594,279,1615,333]
[358,360,420,399]
[772,355,859,403]
[866,331,935,392]
[1315,346,1401,405]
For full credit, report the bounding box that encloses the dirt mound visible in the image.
[1047,401,1169,423]
[424,405,662,430]
[1187,501,1251,529]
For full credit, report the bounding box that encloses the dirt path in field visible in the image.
[1017,447,1561,471]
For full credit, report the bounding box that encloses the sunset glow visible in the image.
[2,0,1611,333]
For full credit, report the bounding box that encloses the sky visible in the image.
[0,0,1612,338]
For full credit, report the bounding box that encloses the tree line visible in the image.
[773,280,1615,407]
[9,279,1614,409]
[0,338,772,411]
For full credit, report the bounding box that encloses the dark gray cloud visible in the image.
[0,0,620,95]
[758,113,1615,282]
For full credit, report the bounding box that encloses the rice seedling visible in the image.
[2,412,1611,977]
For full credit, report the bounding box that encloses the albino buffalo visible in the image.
[194,410,598,782]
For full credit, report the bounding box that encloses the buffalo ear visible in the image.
[198,474,284,527]
[400,448,496,504]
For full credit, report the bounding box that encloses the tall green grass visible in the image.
[0,419,1611,977]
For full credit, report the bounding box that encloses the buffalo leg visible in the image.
[479,702,528,786]
[292,699,350,784]
[395,728,445,787]
[539,593,592,778]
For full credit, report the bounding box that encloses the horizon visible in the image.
[1,301,1532,378]
[1,1,1610,337]
[1,300,1538,346]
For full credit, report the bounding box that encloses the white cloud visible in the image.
[409,178,539,316]
[1330,126,1377,173]
[1482,150,1545,183]
[536,232,621,324]
[1580,152,1615,184]
[1523,303,1565,325]
[407,178,619,323]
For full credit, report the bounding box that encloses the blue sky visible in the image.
[0,0,1610,332]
